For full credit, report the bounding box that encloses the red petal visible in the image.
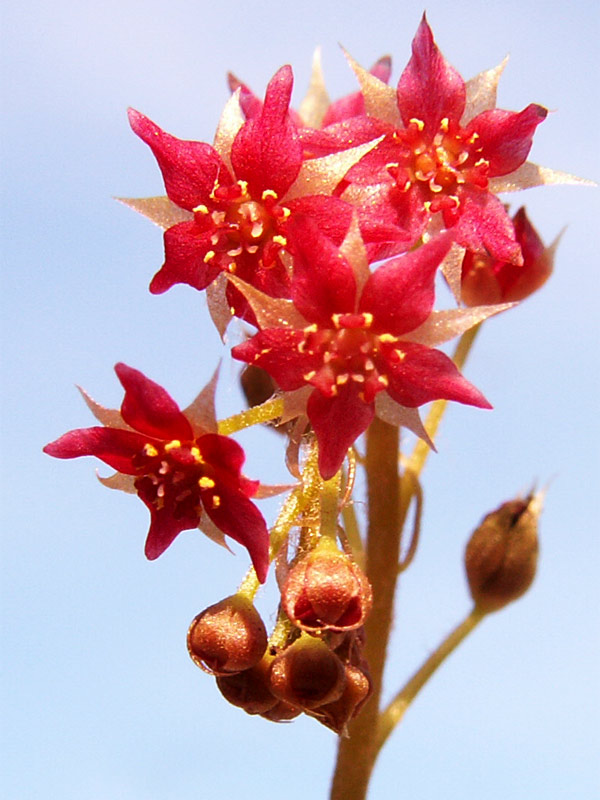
[359,232,452,335]
[382,342,491,408]
[287,216,357,325]
[467,104,547,177]
[286,195,354,245]
[202,482,269,583]
[321,56,392,127]
[43,427,145,475]
[150,221,222,294]
[307,384,375,479]
[396,15,465,133]
[115,363,193,441]
[140,494,199,560]
[128,108,233,210]
[230,66,303,197]
[232,330,320,391]
[454,192,523,265]
[299,117,390,159]
[197,433,246,476]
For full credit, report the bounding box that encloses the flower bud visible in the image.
[309,662,373,735]
[240,364,276,409]
[187,594,267,676]
[216,653,277,715]
[283,538,373,633]
[269,635,346,710]
[465,493,541,612]
[260,700,302,723]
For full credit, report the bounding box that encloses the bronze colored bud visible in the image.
[283,539,373,633]
[269,635,346,711]
[240,364,276,409]
[260,700,302,723]
[309,662,373,735]
[465,493,541,612]
[187,594,267,676]
[216,653,277,715]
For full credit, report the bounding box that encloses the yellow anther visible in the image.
[190,447,204,463]
[211,495,221,509]
[409,118,425,131]
[237,180,249,194]
[198,476,216,489]
[262,189,278,200]
[303,324,318,334]
[303,370,317,381]
[143,444,159,458]
[280,207,291,218]
[331,313,343,328]
[336,374,349,385]
[165,440,182,452]
[203,250,216,263]
[362,312,374,327]
[378,375,389,387]
[394,349,406,361]
[351,374,365,383]
[272,235,287,247]
[193,204,209,214]
[386,161,400,170]
[379,333,399,343]
[440,117,449,132]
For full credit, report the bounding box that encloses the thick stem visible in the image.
[330,418,400,800]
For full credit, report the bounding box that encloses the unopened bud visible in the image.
[187,594,267,675]
[269,635,346,711]
[260,699,302,723]
[309,662,373,735]
[465,492,541,612]
[216,653,277,715]
[283,539,373,633]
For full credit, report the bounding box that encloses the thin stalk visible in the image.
[377,608,485,750]
[218,396,284,435]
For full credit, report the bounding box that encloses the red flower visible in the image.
[461,207,557,305]
[43,364,269,582]
[338,16,547,264]
[232,219,495,479]
[127,66,375,324]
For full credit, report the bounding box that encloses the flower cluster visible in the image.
[45,14,583,734]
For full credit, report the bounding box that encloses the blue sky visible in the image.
[2,1,599,797]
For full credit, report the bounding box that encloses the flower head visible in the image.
[43,364,269,581]
[232,218,498,479]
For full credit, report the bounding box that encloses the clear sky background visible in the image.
[2,1,599,798]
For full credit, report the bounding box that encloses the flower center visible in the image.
[132,439,221,518]
[300,313,391,402]
[389,117,490,214]
[194,181,289,274]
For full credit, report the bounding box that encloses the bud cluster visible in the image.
[188,538,373,734]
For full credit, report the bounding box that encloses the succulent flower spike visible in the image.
[43,364,270,581]
[231,218,510,479]
[461,207,560,305]
[124,66,382,326]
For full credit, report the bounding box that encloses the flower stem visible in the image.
[376,607,485,750]
[330,418,400,800]
[218,396,284,436]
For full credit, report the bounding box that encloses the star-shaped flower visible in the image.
[43,364,270,581]
[124,66,380,329]
[231,217,510,479]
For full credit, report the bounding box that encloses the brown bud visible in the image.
[269,635,346,711]
[216,653,277,715]
[309,662,373,735]
[465,493,541,612]
[283,539,373,633]
[260,700,302,723]
[240,364,277,409]
[187,594,267,676]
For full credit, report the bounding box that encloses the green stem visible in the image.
[376,607,485,750]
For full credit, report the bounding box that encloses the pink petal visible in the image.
[115,363,193,441]
[288,216,357,324]
[396,15,465,133]
[286,195,354,245]
[128,108,233,211]
[230,66,303,198]
[467,104,547,177]
[149,221,222,294]
[43,427,146,475]
[359,232,452,335]
[298,117,390,159]
[307,384,375,480]
[321,56,392,127]
[382,342,491,409]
